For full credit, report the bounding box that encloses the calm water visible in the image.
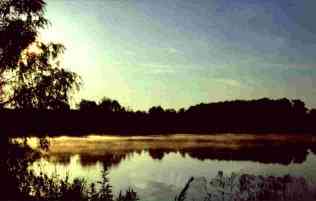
[26,134,316,201]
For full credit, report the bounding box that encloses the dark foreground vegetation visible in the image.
[1,138,140,201]
[175,171,316,201]
[2,97,316,136]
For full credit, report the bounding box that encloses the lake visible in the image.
[26,134,316,201]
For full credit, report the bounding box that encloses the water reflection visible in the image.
[31,150,316,201]
[40,134,316,168]
[46,145,313,168]
[27,134,316,201]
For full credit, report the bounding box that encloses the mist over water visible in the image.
[25,134,316,201]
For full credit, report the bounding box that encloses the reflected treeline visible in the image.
[46,143,316,170]
[2,97,316,136]
[80,152,135,168]
[179,145,310,165]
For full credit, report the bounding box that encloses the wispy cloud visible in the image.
[109,62,178,75]
[149,68,176,75]
[213,78,242,87]
[165,47,180,54]
[140,63,176,75]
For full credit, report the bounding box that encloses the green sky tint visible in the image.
[40,0,316,110]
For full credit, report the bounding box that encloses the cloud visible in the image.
[105,62,178,75]
[166,47,180,54]
[123,50,136,56]
[140,63,176,75]
[213,78,242,88]
[149,68,176,75]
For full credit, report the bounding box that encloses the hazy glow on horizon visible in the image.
[40,0,316,110]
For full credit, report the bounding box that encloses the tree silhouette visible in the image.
[0,0,80,109]
[8,42,80,110]
[0,0,80,200]
[79,99,98,112]
[0,0,47,71]
[148,105,164,115]
[99,97,124,113]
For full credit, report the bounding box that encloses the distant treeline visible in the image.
[2,97,316,136]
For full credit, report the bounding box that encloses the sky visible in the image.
[40,0,316,110]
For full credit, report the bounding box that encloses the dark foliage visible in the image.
[0,0,47,71]
[1,97,316,136]
[0,0,80,109]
